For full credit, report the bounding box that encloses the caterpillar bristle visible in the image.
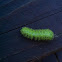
[20,27,54,41]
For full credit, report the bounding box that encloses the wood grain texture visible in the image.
[0,0,62,62]
[56,51,62,62]
[0,0,62,35]
[41,54,57,62]
[27,54,58,62]
[0,0,13,6]
[0,11,62,62]
[0,0,33,17]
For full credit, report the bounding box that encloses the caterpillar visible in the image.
[20,27,54,41]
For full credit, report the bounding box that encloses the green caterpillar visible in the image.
[20,27,54,41]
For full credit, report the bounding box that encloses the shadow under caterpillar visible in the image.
[20,27,54,41]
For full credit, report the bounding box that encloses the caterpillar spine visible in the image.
[20,27,54,41]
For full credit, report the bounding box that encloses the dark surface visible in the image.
[0,0,13,6]
[56,51,62,62]
[0,0,62,62]
[1,54,57,62]
[0,0,62,34]
[0,0,33,17]
[0,10,62,62]
[41,54,57,62]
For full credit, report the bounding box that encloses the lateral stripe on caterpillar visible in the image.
[20,27,54,41]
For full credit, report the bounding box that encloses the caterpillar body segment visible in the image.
[20,27,54,41]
